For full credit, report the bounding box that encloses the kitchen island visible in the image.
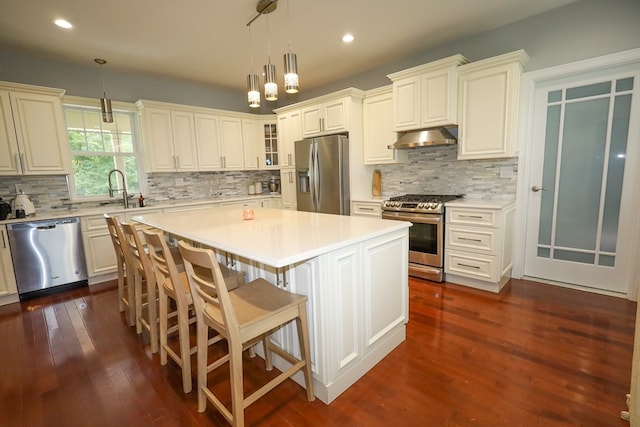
[132,207,410,404]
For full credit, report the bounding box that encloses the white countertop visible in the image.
[445,198,515,209]
[132,207,411,268]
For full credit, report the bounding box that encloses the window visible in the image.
[64,104,145,200]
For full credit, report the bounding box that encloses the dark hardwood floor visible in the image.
[0,277,635,426]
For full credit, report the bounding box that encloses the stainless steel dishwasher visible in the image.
[7,217,88,299]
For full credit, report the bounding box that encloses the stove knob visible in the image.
[395,202,401,207]
[427,202,436,209]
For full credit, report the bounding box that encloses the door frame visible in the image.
[512,48,640,300]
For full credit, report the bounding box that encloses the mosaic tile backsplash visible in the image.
[375,144,518,199]
[0,145,517,216]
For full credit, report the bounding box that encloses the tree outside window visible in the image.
[65,106,144,199]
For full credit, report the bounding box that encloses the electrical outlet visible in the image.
[499,166,514,179]
[15,184,24,194]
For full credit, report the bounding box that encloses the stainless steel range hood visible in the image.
[388,127,457,149]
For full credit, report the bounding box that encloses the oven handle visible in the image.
[382,211,442,224]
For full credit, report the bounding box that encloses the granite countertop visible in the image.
[132,207,411,268]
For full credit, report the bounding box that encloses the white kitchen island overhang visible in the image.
[132,207,411,404]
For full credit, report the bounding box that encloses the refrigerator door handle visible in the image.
[314,143,321,210]
[309,143,316,211]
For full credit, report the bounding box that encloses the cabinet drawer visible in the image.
[445,250,498,282]
[351,201,381,217]
[446,225,499,255]
[447,207,498,227]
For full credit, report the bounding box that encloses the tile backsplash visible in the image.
[0,170,280,216]
[0,146,517,216]
[375,144,518,199]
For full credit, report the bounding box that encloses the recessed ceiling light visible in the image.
[342,33,354,43]
[53,19,73,29]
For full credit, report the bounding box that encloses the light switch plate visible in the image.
[499,166,514,178]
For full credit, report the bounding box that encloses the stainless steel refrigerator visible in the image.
[295,134,350,215]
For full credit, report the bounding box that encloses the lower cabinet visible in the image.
[0,225,18,304]
[81,214,119,280]
[350,200,382,217]
[444,200,515,293]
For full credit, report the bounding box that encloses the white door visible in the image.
[524,65,639,294]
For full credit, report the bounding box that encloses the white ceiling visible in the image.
[0,0,578,93]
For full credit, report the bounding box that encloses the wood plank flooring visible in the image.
[0,277,635,426]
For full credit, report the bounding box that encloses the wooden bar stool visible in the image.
[178,240,315,427]
[121,221,159,353]
[104,214,135,327]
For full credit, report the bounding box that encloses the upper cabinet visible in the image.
[301,97,348,137]
[0,82,70,176]
[457,50,529,160]
[362,86,407,165]
[137,100,271,172]
[387,54,468,132]
[276,108,301,167]
[136,101,199,172]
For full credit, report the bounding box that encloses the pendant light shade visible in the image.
[264,62,278,101]
[284,52,299,94]
[100,96,113,123]
[94,58,113,123]
[247,73,261,108]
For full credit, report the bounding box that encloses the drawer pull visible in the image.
[459,237,482,242]
[458,263,481,269]
[360,207,374,211]
[459,215,483,219]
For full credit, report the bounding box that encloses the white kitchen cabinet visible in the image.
[242,118,262,170]
[362,86,407,165]
[0,82,70,176]
[137,103,199,172]
[444,200,515,293]
[387,55,468,132]
[0,225,18,305]
[350,200,382,217]
[81,214,118,278]
[261,119,279,169]
[301,97,347,137]
[457,50,529,160]
[194,113,245,171]
[277,108,301,166]
[280,167,297,210]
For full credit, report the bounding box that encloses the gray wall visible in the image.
[1,0,638,113]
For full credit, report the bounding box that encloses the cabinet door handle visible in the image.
[288,153,292,165]
[1,230,6,249]
[458,263,481,269]
[20,153,27,173]
[14,153,22,174]
[288,170,293,183]
[175,156,180,169]
[256,156,259,168]
[320,117,325,132]
[459,237,482,242]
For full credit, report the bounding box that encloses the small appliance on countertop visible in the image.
[0,198,11,220]
[13,192,36,217]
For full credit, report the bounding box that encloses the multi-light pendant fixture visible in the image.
[246,0,299,108]
[94,58,113,123]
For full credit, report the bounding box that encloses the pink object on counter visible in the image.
[242,209,255,220]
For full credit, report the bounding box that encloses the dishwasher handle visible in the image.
[37,224,57,230]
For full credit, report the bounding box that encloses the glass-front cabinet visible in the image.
[263,121,278,167]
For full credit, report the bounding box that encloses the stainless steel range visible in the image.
[382,194,463,282]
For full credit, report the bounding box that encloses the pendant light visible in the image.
[283,0,299,93]
[94,58,113,123]
[247,26,261,108]
[263,15,278,101]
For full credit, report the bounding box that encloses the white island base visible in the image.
[133,207,410,404]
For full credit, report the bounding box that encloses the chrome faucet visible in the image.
[108,169,129,209]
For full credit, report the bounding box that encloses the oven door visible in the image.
[381,210,443,268]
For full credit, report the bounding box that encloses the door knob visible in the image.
[531,185,546,192]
